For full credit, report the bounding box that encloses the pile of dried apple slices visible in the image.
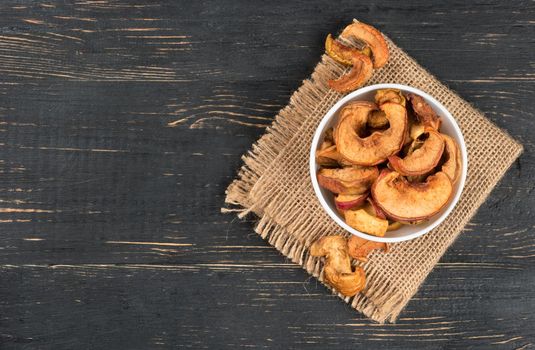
[316,89,462,237]
[325,22,389,92]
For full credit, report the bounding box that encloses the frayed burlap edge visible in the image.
[223,58,345,217]
[223,25,523,323]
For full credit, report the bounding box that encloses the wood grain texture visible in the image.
[0,0,533,349]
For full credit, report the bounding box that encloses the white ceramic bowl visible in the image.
[310,84,468,243]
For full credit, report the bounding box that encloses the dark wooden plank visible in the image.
[1,263,534,349]
[0,0,534,349]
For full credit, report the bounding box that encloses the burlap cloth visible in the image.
[223,25,523,323]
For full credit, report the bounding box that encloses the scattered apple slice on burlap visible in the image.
[309,236,366,296]
[335,102,407,166]
[388,128,445,176]
[340,22,389,69]
[347,235,389,263]
[317,166,378,195]
[325,34,371,66]
[325,22,389,93]
[328,53,373,93]
[371,169,453,221]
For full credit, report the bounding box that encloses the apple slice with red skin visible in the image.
[317,166,378,195]
[440,134,462,185]
[335,193,368,210]
[388,128,445,176]
[335,102,407,166]
[340,22,389,69]
[368,197,405,231]
[324,31,375,93]
[325,34,371,66]
[407,93,441,130]
[328,53,373,93]
[371,169,453,221]
[367,197,387,220]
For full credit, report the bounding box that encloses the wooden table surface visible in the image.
[0,1,533,349]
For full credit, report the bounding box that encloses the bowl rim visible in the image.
[309,83,468,243]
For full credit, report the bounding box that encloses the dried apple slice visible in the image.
[325,34,371,66]
[335,101,375,142]
[340,22,389,68]
[316,139,337,166]
[409,122,425,140]
[335,102,407,166]
[367,110,388,128]
[347,235,389,262]
[401,108,422,147]
[406,172,432,183]
[407,93,441,130]
[328,53,373,93]
[316,145,342,166]
[388,129,445,176]
[316,158,338,167]
[324,127,334,143]
[367,198,404,231]
[316,156,337,167]
[316,145,354,167]
[367,197,387,220]
[399,219,427,225]
[335,193,368,210]
[317,166,378,195]
[369,90,405,128]
[309,236,366,296]
[317,135,333,162]
[440,134,462,184]
[345,203,388,237]
[371,169,453,221]
[375,89,406,106]
[387,221,403,231]
[319,139,333,150]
